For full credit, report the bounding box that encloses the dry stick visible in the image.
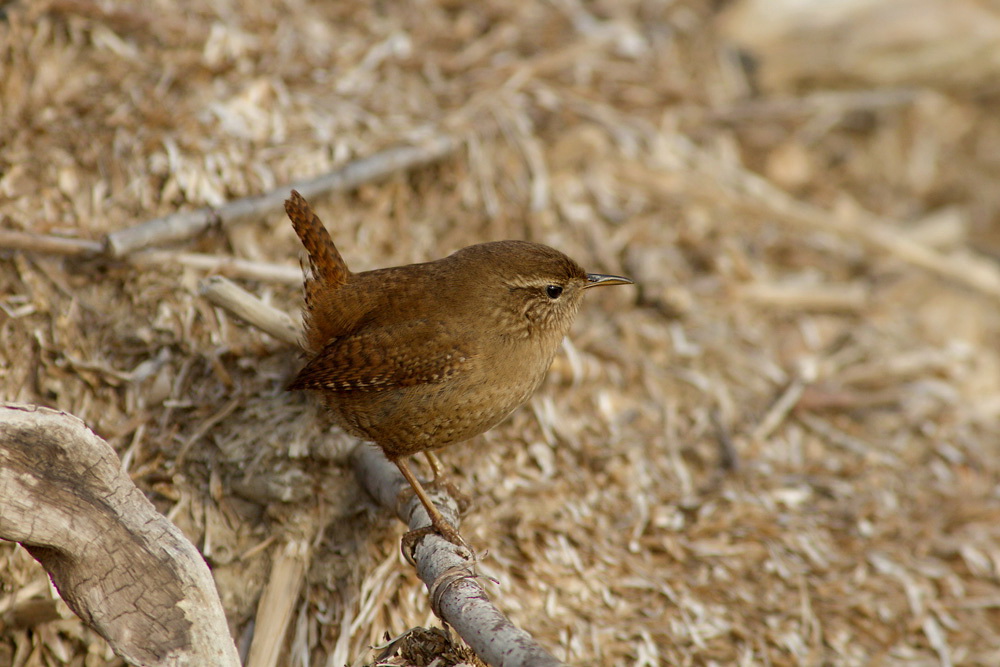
[200,276,567,667]
[752,379,806,443]
[104,133,462,257]
[0,403,240,667]
[245,539,311,667]
[199,275,301,346]
[0,229,104,256]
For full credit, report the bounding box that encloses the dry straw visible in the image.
[4,0,1000,665]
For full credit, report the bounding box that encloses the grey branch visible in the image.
[0,403,240,667]
[201,277,568,667]
[104,134,462,257]
[352,446,566,667]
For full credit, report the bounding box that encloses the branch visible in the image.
[104,134,462,257]
[0,403,240,667]
[352,446,565,667]
[200,277,567,667]
[199,275,301,346]
[0,230,103,256]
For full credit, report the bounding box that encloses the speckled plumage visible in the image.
[284,190,631,544]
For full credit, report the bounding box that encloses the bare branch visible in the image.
[199,275,301,347]
[0,403,240,667]
[0,230,103,256]
[352,446,566,667]
[104,134,462,257]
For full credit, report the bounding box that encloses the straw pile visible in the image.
[3,0,1000,664]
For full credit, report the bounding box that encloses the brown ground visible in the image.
[4,0,1000,665]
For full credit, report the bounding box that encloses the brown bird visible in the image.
[285,190,632,550]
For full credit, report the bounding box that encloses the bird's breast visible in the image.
[324,332,560,457]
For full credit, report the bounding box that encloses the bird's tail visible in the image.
[285,190,349,289]
[285,190,350,351]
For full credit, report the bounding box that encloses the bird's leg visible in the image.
[393,457,471,560]
[423,451,445,481]
[422,451,471,512]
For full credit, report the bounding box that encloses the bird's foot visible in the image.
[392,457,475,565]
[400,518,474,566]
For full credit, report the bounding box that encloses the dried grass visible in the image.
[4,0,1000,665]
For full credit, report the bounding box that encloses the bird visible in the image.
[284,189,632,552]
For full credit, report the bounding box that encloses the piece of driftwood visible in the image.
[103,134,462,258]
[0,403,240,667]
[201,276,568,667]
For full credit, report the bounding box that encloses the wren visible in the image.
[285,190,632,551]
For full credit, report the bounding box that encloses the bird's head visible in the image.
[449,240,633,340]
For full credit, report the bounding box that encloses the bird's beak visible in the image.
[584,273,634,289]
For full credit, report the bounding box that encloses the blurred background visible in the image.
[3,0,1000,664]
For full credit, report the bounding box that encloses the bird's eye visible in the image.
[546,285,563,299]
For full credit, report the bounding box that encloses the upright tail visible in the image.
[285,190,350,288]
[285,190,350,351]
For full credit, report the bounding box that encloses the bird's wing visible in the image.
[287,320,472,393]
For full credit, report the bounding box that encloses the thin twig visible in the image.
[199,276,301,347]
[0,230,103,256]
[710,408,740,472]
[705,88,920,123]
[752,379,805,443]
[104,134,462,257]
[174,396,241,468]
